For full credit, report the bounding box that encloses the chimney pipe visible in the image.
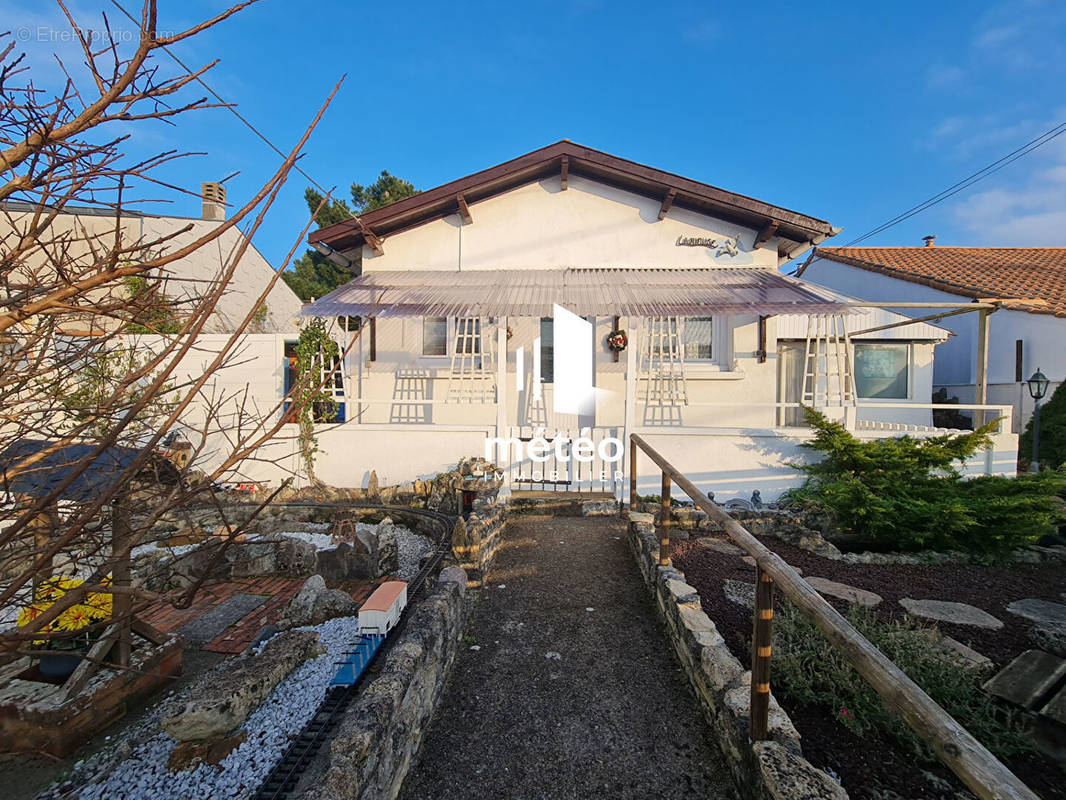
[922,235,936,247]
[202,182,226,221]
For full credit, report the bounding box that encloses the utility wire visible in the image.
[841,120,1066,247]
[109,0,355,220]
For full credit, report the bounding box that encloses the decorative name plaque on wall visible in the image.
[676,234,741,256]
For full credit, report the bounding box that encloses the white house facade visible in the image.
[190,144,1018,499]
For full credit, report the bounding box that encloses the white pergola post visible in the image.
[975,308,991,429]
[623,317,638,506]
[496,316,509,474]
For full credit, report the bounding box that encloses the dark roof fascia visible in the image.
[309,141,837,253]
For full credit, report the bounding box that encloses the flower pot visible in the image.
[37,650,85,680]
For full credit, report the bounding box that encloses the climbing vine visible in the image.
[293,317,340,485]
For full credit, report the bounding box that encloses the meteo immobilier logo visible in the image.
[485,305,625,483]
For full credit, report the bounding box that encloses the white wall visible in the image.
[126,325,1015,496]
[630,426,1018,503]
[117,333,301,484]
[359,175,781,271]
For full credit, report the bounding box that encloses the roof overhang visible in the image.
[308,142,840,263]
[301,268,854,319]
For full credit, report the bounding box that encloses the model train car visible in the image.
[328,580,409,688]
[358,580,408,635]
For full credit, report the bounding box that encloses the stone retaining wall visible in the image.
[307,566,467,800]
[626,512,847,800]
[451,506,504,587]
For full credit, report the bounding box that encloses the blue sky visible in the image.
[7,0,1066,269]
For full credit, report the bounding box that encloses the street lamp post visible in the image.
[1027,368,1050,472]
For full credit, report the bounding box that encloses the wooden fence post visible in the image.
[659,471,671,566]
[750,564,774,740]
[628,438,637,519]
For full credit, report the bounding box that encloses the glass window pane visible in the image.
[683,317,713,360]
[423,317,447,356]
[540,317,554,383]
[854,344,909,399]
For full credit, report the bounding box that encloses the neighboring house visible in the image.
[797,244,1066,433]
[277,142,1014,498]
[1,186,304,334]
[1,187,306,482]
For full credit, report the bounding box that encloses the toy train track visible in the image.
[251,505,456,800]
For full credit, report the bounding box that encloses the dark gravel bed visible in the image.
[399,515,737,800]
[673,535,1066,800]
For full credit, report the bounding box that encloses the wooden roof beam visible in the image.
[356,217,384,255]
[560,155,569,190]
[657,188,676,221]
[754,220,779,248]
[457,192,472,224]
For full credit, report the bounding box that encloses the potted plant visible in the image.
[606,329,628,352]
[18,577,113,679]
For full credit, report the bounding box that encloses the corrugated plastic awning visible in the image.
[301,268,854,318]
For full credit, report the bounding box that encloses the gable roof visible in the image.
[308,141,839,261]
[807,246,1066,317]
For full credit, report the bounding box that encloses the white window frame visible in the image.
[683,316,735,375]
[421,316,449,358]
[420,317,485,361]
[853,341,912,401]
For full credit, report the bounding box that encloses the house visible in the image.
[280,142,1015,500]
[0,185,304,335]
[1,187,306,486]
[797,243,1066,433]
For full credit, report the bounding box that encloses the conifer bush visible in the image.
[1020,379,1066,470]
[787,408,1065,552]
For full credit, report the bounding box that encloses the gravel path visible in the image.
[399,514,736,800]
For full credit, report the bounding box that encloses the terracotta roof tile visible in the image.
[812,247,1066,317]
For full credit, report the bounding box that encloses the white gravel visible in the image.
[394,526,433,580]
[263,521,377,552]
[74,616,362,800]
[130,542,201,559]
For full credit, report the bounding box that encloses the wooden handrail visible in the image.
[628,433,1038,800]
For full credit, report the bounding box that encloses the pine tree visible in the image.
[282,175,420,302]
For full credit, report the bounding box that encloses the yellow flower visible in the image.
[19,575,112,638]
[64,607,92,630]
[17,604,42,627]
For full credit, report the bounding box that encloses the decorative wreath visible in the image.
[606,329,628,352]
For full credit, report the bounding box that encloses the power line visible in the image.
[842,120,1066,248]
[109,1,354,220]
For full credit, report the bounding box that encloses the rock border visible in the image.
[302,566,468,800]
[649,503,1066,567]
[626,512,847,800]
[451,504,505,587]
